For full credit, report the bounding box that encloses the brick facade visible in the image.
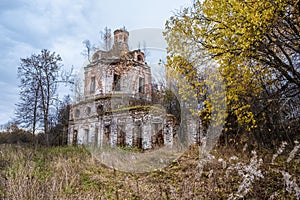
[68,29,177,150]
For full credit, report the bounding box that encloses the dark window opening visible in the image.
[137,55,143,62]
[133,125,142,149]
[103,125,111,146]
[84,129,89,144]
[90,76,96,93]
[72,130,78,146]
[138,77,144,93]
[86,107,91,115]
[113,74,121,91]
[75,109,80,118]
[94,127,98,148]
[152,123,164,148]
[96,104,104,115]
[117,125,126,147]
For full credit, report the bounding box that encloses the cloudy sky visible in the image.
[0,0,190,125]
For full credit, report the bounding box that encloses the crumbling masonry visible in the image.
[68,29,180,150]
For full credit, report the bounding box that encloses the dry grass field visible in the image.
[0,142,299,199]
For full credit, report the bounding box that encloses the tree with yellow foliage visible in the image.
[165,0,300,146]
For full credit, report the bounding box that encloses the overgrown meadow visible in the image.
[0,141,299,199]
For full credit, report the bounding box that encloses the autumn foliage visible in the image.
[164,0,300,147]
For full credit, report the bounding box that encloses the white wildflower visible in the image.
[243,143,248,152]
[281,170,300,199]
[226,151,264,199]
[208,169,214,179]
[268,192,278,200]
[197,153,215,177]
[207,154,215,160]
[287,141,300,163]
[229,156,238,162]
[272,141,288,163]
[218,158,227,169]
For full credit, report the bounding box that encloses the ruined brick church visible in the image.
[68,29,177,150]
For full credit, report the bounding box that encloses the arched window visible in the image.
[90,76,96,93]
[113,73,121,91]
[92,53,99,61]
[75,109,80,118]
[96,104,104,115]
[84,129,89,144]
[138,77,145,93]
[86,107,91,115]
[72,130,78,146]
[137,55,143,62]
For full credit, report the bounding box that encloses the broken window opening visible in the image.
[152,123,164,148]
[94,127,98,148]
[75,109,80,118]
[137,55,143,62]
[133,125,143,149]
[72,130,78,146]
[96,104,104,115]
[84,129,89,144]
[117,125,126,147]
[90,76,96,93]
[113,73,121,91]
[86,107,91,115]
[103,125,111,146]
[138,77,145,93]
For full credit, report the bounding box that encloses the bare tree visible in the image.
[142,41,150,60]
[100,26,112,51]
[81,40,96,63]
[81,27,112,63]
[138,41,150,61]
[16,49,64,143]
[48,95,71,146]
[16,54,43,135]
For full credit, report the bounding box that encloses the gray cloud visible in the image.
[0,0,190,125]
